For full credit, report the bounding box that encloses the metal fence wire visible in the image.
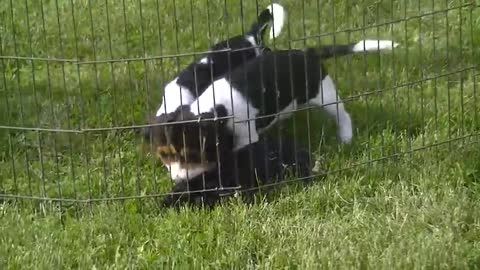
[0,0,479,210]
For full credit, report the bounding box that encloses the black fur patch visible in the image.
[226,49,327,130]
[152,49,326,168]
[146,105,234,166]
[175,36,259,97]
[162,136,313,208]
[172,7,277,103]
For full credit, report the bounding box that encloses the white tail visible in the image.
[267,3,286,40]
[351,39,399,53]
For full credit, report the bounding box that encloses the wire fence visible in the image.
[0,0,479,211]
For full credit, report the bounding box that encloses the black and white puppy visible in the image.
[161,135,313,208]
[152,39,398,181]
[144,3,285,179]
[155,3,286,116]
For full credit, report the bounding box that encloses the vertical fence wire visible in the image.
[458,4,464,140]
[345,0,353,165]
[258,1,269,186]
[8,0,32,205]
[69,0,93,213]
[104,0,117,201]
[361,5,373,183]
[171,0,181,186]
[418,0,426,148]
[188,0,197,193]
[445,0,452,151]
[474,75,478,133]
[53,0,71,211]
[199,0,212,191]
[390,0,399,157]
[31,2,47,205]
[314,0,324,170]
[472,3,478,130]
[135,0,148,210]
[285,2,299,178]
[86,0,107,202]
[153,0,165,196]
[299,0,309,176]
[121,0,137,199]
[431,0,439,163]
[0,31,18,201]
[375,2,386,180]
[403,1,414,177]
[24,0,42,200]
[330,1,342,174]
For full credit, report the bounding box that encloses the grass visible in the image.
[1,0,480,268]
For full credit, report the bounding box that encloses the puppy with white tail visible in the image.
[155,3,286,116]
[188,39,399,147]
[149,39,399,182]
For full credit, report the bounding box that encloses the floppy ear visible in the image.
[197,112,223,131]
[193,107,229,146]
[214,105,229,126]
[198,107,232,142]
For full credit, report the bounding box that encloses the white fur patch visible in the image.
[199,57,211,64]
[156,77,195,116]
[312,75,352,143]
[167,162,209,182]
[266,3,286,39]
[245,35,261,56]
[352,39,399,53]
[189,78,260,150]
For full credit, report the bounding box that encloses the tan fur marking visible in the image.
[169,144,177,154]
[157,144,179,156]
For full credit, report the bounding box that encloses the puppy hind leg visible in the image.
[310,75,353,143]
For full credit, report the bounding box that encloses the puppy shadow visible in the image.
[265,100,426,162]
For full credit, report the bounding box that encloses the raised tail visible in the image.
[248,3,286,42]
[310,39,400,59]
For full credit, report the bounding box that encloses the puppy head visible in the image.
[144,105,234,174]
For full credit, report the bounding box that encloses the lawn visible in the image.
[1,0,480,268]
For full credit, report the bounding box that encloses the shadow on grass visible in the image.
[264,98,426,158]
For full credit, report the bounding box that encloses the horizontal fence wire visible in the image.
[0,0,478,209]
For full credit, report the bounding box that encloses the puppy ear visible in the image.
[213,105,229,126]
[197,112,216,129]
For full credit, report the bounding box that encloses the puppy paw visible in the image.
[338,128,353,143]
